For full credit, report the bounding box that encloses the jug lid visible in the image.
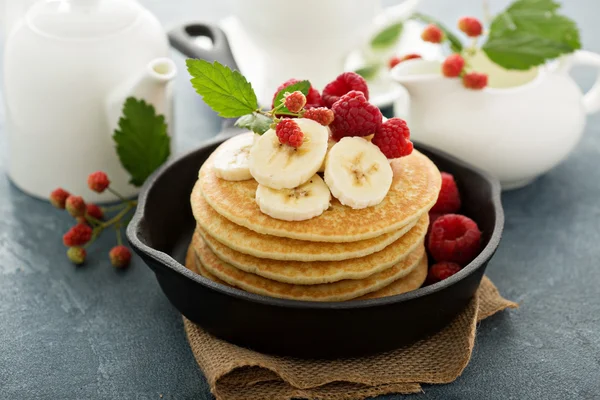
[27,0,140,39]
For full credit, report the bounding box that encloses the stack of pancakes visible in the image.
[185,145,442,302]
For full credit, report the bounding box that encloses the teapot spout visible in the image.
[107,57,177,135]
[390,59,456,96]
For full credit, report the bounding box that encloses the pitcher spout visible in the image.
[390,59,457,96]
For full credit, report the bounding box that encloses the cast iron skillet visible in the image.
[127,133,503,358]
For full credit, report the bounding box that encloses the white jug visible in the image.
[3,0,176,202]
[391,51,600,189]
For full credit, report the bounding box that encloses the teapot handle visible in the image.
[567,50,600,115]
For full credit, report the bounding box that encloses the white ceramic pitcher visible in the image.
[3,0,176,202]
[391,50,600,190]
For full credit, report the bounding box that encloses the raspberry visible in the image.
[67,247,86,265]
[63,223,93,247]
[272,79,322,109]
[372,117,413,159]
[303,107,335,126]
[322,72,369,108]
[389,54,422,69]
[88,171,110,193]
[50,188,70,209]
[428,214,482,265]
[276,119,304,148]
[284,91,307,113]
[426,262,461,284]
[458,16,483,37]
[442,54,465,78]
[330,91,382,139]
[86,203,104,220]
[427,211,444,235]
[463,72,488,90]
[109,245,132,268]
[431,172,461,213]
[65,195,86,218]
[421,24,444,43]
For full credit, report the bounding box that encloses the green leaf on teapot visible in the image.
[272,80,311,115]
[371,22,404,49]
[113,98,170,187]
[235,113,273,135]
[354,64,382,81]
[412,13,463,53]
[483,0,581,70]
[186,59,259,118]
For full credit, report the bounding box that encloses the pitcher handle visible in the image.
[567,50,600,115]
[374,0,422,26]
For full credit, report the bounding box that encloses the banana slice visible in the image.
[325,136,393,209]
[318,133,337,173]
[255,174,331,221]
[213,132,255,181]
[249,118,329,189]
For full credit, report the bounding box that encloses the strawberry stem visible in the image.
[107,187,137,207]
[115,223,123,246]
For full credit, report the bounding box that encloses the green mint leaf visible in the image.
[412,13,463,53]
[113,98,171,187]
[354,64,382,81]
[370,22,403,49]
[186,59,258,118]
[484,0,581,70]
[272,80,311,114]
[235,113,273,135]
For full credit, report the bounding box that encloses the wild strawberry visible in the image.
[442,54,465,78]
[463,72,488,90]
[65,195,86,218]
[67,247,87,265]
[86,203,104,220]
[109,245,132,268]
[322,72,370,108]
[276,119,304,148]
[88,171,110,193]
[272,79,322,109]
[372,117,413,159]
[284,91,307,113]
[303,107,335,126]
[421,24,444,43]
[458,16,483,37]
[426,262,461,284]
[50,188,70,209]
[389,53,422,69]
[431,172,461,213]
[63,223,93,247]
[428,214,481,265]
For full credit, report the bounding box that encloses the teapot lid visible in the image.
[27,0,141,39]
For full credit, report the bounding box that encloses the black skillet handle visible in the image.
[168,22,240,131]
[168,22,239,70]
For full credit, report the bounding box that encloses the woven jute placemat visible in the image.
[183,276,517,400]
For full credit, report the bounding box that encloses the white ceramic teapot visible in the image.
[3,0,176,202]
[391,50,600,190]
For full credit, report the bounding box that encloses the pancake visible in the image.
[192,191,419,261]
[193,235,426,302]
[184,243,229,285]
[356,254,428,300]
[197,146,441,242]
[194,214,428,285]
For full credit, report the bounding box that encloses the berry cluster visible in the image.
[417,17,489,90]
[424,172,482,284]
[50,171,135,268]
[271,72,414,159]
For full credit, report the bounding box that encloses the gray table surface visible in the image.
[2,0,600,399]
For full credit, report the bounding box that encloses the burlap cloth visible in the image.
[183,276,517,400]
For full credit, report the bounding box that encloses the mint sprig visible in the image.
[113,98,170,187]
[483,0,581,70]
[186,59,258,118]
[235,113,273,135]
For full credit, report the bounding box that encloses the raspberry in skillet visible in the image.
[330,91,382,139]
[431,172,461,213]
[428,214,481,265]
[322,72,369,108]
[272,78,322,109]
[303,107,335,126]
[284,91,307,113]
[276,119,304,148]
[426,262,462,284]
[372,117,413,159]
